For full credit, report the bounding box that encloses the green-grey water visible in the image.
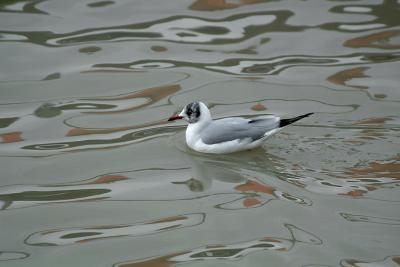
[1,0,399,266]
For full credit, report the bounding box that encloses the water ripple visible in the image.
[266,129,400,200]
[114,223,321,267]
[25,213,205,246]
[0,83,181,156]
[0,155,311,210]
[341,255,400,267]
[1,1,399,266]
[95,52,400,76]
[340,213,400,225]
[20,126,177,152]
[0,11,301,47]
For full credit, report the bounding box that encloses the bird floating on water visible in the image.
[168,101,313,154]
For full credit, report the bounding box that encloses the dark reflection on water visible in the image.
[0,251,29,261]
[0,0,48,14]
[114,223,322,267]
[189,0,267,11]
[2,188,110,202]
[0,117,18,128]
[33,102,116,118]
[78,46,102,54]
[41,72,61,81]
[87,0,115,8]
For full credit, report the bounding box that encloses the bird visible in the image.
[168,101,313,154]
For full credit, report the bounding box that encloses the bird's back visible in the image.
[200,116,279,145]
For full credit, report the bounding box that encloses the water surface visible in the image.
[1,0,399,266]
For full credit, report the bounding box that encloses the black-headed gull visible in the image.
[168,101,313,154]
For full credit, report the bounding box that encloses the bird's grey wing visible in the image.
[200,117,280,145]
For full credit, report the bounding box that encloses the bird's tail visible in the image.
[279,113,313,128]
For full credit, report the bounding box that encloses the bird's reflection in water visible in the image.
[175,142,312,209]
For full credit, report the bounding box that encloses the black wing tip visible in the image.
[279,112,314,128]
[248,118,264,124]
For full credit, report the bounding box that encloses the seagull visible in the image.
[168,101,313,154]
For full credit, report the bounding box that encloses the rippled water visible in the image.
[1,0,400,266]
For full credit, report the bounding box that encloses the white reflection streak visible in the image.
[339,23,386,31]
[26,213,205,246]
[343,6,372,13]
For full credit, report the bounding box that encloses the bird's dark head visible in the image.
[182,101,201,123]
[168,101,211,124]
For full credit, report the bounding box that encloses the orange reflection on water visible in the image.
[0,132,23,143]
[344,30,400,49]
[242,197,262,208]
[327,67,369,89]
[236,181,275,195]
[89,175,128,184]
[213,178,311,210]
[251,102,267,111]
[235,181,275,208]
[345,155,400,180]
[351,117,393,125]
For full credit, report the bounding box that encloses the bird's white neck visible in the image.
[186,117,211,146]
[184,102,212,148]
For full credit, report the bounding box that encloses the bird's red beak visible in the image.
[168,114,184,121]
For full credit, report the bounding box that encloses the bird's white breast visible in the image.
[185,127,280,154]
